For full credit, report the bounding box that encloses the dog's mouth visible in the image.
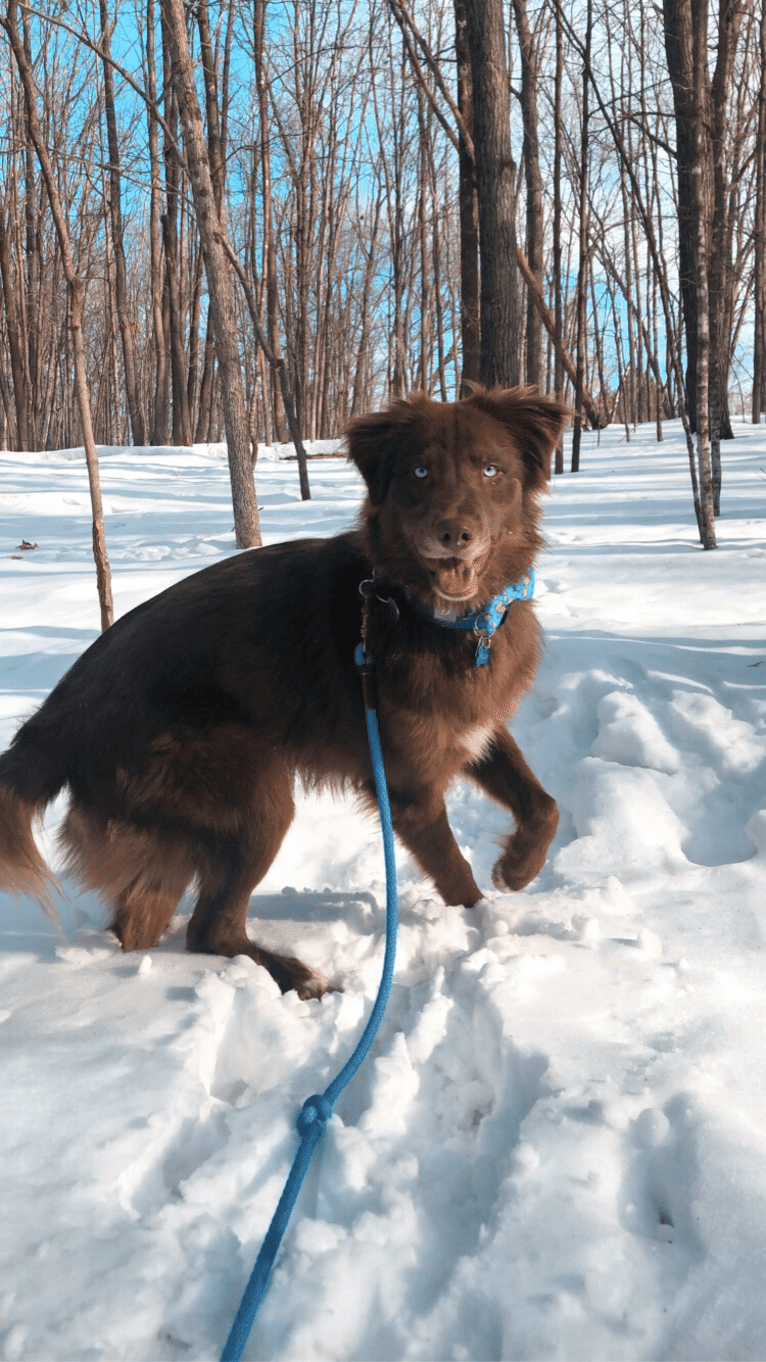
[425,556,482,603]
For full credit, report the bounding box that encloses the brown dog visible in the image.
[0,387,568,998]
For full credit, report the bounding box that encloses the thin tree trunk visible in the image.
[571,0,591,474]
[161,0,261,546]
[754,0,766,422]
[515,245,601,426]
[0,204,31,448]
[223,237,310,499]
[463,0,521,388]
[664,0,702,429]
[146,0,169,445]
[161,208,193,445]
[254,0,286,440]
[21,11,41,451]
[100,0,145,445]
[2,0,113,626]
[553,0,564,472]
[512,0,544,387]
[560,0,714,544]
[690,1,717,546]
[454,0,480,391]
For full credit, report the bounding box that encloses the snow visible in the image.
[1,419,765,1361]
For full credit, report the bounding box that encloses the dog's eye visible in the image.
[483,464,499,478]
[413,466,429,479]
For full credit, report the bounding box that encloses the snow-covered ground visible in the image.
[1,420,765,1362]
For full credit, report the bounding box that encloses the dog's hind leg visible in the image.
[112,877,187,951]
[185,766,327,999]
[60,802,193,949]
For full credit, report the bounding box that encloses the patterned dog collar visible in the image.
[396,571,535,666]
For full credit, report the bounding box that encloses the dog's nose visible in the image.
[437,518,475,552]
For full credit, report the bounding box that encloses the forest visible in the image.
[0,0,763,557]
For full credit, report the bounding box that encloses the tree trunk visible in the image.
[754,0,766,423]
[553,0,564,472]
[512,0,544,388]
[571,0,591,474]
[161,0,261,547]
[0,203,31,448]
[99,0,145,445]
[663,0,702,429]
[254,0,287,440]
[690,2,717,547]
[564,0,713,543]
[161,208,194,446]
[2,0,114,625]
[515,245,601,427]
[21,8,41,451]
[708,0,745,499]
[223,238,311,500]
[146,0,169,445]
[454,0,480,392]
[463,0,521,388]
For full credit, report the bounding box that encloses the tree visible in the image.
[99,0,145,445]
[1,0,115,623]
[463,0,521,388]
[570,0,593,474]
[754,0,766,422]
[663,0,749,457]
[512,0,544,387]
[160,0,261,548]
[453,0,480,392]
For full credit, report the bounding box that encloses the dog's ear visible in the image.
[466,386,571,486]
[346,401,415,505]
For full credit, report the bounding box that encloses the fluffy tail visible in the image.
[0,731,66,921]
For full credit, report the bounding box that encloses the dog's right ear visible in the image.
[346,403,414,506]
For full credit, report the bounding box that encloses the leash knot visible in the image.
[296,1093,333,1136]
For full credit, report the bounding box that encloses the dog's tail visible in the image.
[0,726,66,920]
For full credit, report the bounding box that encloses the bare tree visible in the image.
[0,0,761,545]
[754,0,766,422]
[463,0,521,387]
[570,0,592,474]
[453,0,480,391]
[99,0,145,445]
[160,0,260,548]
[512,0,544,387]
[1,0,114,623]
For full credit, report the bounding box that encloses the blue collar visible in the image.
[402,570,535,666]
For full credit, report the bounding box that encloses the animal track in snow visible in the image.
[621,1098,704,1267]
[312,961,551,1325]
[529,633,766,878]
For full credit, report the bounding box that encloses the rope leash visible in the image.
[220,641,397,1362]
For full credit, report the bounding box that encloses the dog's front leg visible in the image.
[466,727,558,892]
[372,782,482,907]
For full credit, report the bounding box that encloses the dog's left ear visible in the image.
[346,401,414,505]
[467,387,571,486]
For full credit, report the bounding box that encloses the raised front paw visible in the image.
[491,823,557,893]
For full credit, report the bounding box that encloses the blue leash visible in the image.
[220,643,397,1362]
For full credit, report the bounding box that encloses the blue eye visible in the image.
[413,466,429,479]
[483,464,499,478]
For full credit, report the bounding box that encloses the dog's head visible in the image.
[347,387,570,608]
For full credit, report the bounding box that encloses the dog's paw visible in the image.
[264,950,337,1000]
[491,850,543,894]
[293,967,340,1001]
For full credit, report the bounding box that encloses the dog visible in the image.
[0,386,569,998]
